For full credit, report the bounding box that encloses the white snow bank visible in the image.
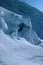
[0,30,43,65]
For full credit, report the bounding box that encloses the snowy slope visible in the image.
[0,0,43,39]
[0,30,43,65]
[0,7,43,45]
[0,6,43,65]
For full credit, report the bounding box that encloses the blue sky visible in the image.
[20,0,43,12]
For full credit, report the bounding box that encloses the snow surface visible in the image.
[0,7,43,45]
[0,30,43,65]
[0,7,43,65]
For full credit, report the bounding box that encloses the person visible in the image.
[18,22,30,32]
[18,23,26,32]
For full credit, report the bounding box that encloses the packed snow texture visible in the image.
[0,29,43,65]
[0,7,43,65]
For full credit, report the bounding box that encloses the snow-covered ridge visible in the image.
[0,6,22,18]
[0,6,43,46]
